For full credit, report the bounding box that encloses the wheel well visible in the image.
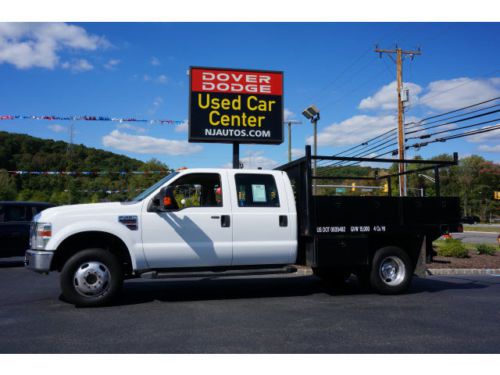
[368,235,423,269]
[52,231,133,276]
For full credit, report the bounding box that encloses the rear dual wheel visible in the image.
[369,246,413,294]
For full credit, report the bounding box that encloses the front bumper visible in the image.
[25,249,54,273]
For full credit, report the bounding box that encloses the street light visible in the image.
[302,105,320,194]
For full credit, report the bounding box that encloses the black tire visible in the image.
[369,246,413,295]
[313,268,351,286]
[60,248,123,307]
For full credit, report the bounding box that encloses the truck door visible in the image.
[141,172,233,268]
[228,171,295,266]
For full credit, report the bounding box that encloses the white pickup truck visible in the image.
[25,147,462,306]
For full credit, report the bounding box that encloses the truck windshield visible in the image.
[129,172,179,202]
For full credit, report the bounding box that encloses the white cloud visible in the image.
[175,120,189,133]
[102,130,202,156]
[104,59,120,70]
[284,108,295,121]
[307,114,396,147]
[478,144,500,153]
[61,58,93,72]
[291,148,305,158]
[48,124,66,133]
[359,81,422,111]
[156,74,168,84]
[419,77,500,111]
[116,123,146,133]
[143,74,168,84]
[151,57,160,66]
[0,23,108,70]
[148,96,164,115]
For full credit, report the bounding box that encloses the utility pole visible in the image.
[67,123,74,153]
[375,45,421,196]
[286,120,303,162]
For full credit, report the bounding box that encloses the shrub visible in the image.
[476,244,497,256]
[437,239,469,258]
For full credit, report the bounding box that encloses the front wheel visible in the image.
[370,247,413,294]
[60,248,123,307]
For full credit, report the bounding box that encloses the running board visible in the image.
[139,265,298,279]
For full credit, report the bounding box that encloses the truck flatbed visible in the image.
[277,146,462,270]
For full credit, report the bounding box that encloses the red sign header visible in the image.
[191,68,283,96]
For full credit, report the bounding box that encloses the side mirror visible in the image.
[148,192,163,212]
[162,188,177,210]
[148,186,178,212]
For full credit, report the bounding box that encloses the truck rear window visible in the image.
[234,174,280,207]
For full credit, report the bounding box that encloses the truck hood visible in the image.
[35,201,141,222]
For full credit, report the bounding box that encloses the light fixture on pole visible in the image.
[302,105,320,194]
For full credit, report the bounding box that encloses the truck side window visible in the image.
[235,174,280,207]
[5,205,29,222]
[168,173,222,209]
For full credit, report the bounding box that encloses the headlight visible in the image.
[31,222,52,250]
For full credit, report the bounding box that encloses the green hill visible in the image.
[0,131,170,204]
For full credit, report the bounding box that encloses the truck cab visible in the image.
[25,169,298,306]
[140,168,297,268]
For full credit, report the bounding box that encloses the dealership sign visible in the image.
[189,67,284,144]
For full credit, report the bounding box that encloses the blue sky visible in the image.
[1,22,499,169]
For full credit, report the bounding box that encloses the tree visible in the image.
[0,169,17,200]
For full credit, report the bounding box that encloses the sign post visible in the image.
[189,67,284,168]
[233,142,240,169]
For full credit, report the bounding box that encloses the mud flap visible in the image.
[414,235,428,277]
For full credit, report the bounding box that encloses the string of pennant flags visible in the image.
[8,170,172,176]
[63,189,147,194]
[0,114,185,125]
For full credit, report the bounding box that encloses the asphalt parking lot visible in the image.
[1,257,499,353]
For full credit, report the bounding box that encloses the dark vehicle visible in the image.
[0,202,54,257]
[277,146,462,292]
[461,215,481,224]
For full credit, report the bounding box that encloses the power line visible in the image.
[317,138,399,174]
[331,96,500,165]
[323,136,398,169]
[406,124,500,149]
[405,102,500,131]
[406,108,500,137]
[302,24,409,106]
[405,96,500,128]
[406,117,500,141]
[316,127,397,168]
[318,120,500,174]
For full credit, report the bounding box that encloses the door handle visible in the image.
[221,215,230,228]
[279,215,288,227]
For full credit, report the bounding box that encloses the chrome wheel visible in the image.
[378,256,406,286]
[73,261,111,297]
